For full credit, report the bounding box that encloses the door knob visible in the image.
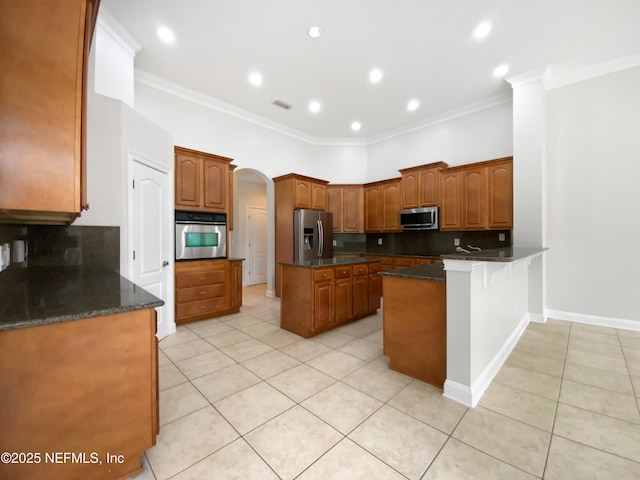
[162,260,169,267]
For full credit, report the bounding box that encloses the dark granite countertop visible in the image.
[281,256,382,268]
[378,262,446,282]
[440,247,548,262]
[334,251,446,259]
[0,266,164,332]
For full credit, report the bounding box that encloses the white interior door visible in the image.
[246,206,268,285]
[129,158,173,339]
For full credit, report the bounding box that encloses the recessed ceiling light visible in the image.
[407,99,420,112]
[474,22,492,39]
[307,26,322,38]
[309,100,321,114]
[351,121,362,131]
[369,68,383,84]
[157,26,175,44]
[494,64,509,77]
[248,72,263,87]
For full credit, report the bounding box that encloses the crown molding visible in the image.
[543,52,640,90]
[97,5,142,57]
[505,66,549,89]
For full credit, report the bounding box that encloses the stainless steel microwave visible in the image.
[399,207,439,231]
[175,210,227,260]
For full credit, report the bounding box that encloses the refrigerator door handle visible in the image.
[317,219,323,257]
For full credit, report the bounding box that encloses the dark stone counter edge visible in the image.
[280,256,382,269]
[379,263,446,283]
[3,300,165,332]
[440,247,548,262]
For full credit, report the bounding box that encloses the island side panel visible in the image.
[0,309,157,480]
[382,276,447,388]
[280,265,313,337]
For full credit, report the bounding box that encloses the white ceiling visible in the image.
[103,0,640,142]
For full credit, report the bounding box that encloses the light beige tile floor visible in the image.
[132,284,640,479]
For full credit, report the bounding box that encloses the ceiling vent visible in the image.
[272,99,293,110]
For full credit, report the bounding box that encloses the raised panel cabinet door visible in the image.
[175,154,201,208]
[230,261,243,309]
[327,187,343,232]
[462,167,487,229]
[420,168,440,206]
[311,183,327,211]
[294,179,312,208]
[401,172,420,209]
[203,158,226,210]
[334,278,353,323]
[488,161,513,229]
[368,273,381,311]
[364,186,381,231]
[352,275,369,317]
[313,280,334,330]
[343,187,362,232]
[382,181,401,231]
[440,171,462,230]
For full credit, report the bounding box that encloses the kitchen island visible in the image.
[441,247,547,407]
[380,263,446,388]
[280,257,382,337]
[0,266,163,480]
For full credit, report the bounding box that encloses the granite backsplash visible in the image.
[0,225,119,272]
[334,230,512,256]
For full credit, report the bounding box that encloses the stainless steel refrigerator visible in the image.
[294,209,333,262]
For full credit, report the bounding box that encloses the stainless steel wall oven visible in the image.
[175,210,227,260]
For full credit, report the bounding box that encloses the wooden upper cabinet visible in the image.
[400,162,448,209]
[174,146,234,213]
[461,166,488,230]
[364,185,381,232]
[488,159,513,229]
[327,185,363,233]
[381,179,401,231]
[0,0,100,224]
[440,171,462,230]
[327,187,343,232]
[311,183,327,210]
[294,179,312,209]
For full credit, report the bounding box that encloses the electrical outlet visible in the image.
[332,240,337,246]
[454,238,460,246]
[0,243,10,272]
[499,233,506,242]
[377,238,383,245]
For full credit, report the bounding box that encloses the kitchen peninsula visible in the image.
[280,257,382,337]
[0,266,163,480]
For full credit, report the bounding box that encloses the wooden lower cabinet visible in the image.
[280,261,380,338]
[175,259,242,324]
[0,309,158,480]
[382,275,446,388]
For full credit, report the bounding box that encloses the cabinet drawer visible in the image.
[335,267,352,279]
[313,268,334,282]
[411,258,434,266]
[176,284,225,303]
[368,262,383,273]
[393,258,412,268]
[176,269,226,288]
[176,298,227,318]
[352,264,369,276]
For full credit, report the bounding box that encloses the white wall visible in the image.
[546,66,640,324]
[94,21,135,108]
[366,101,513,181]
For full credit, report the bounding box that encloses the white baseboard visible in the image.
[545,309,640,332]
[528,312,546,324]
[443,313,530,407]
[266,289,276,298]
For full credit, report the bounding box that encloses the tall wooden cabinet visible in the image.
[364,178,401,232]
[273,173,329,296]
[0,0,100,224]
[327,185,363,233]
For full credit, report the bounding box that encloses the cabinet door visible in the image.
[342,186,362,232]
[420,168,440,206]
[462,167,487,229]
[203,158,226,210]
[311,183,326,211]
[327,187,342,232]
[352,275,369,317]
[440,171,462,230]
[488,161,513,229]
[175,154,201,208]
[313,280,334,330]
[382,181,401,231]
[335,278,353,323]
[364,186,381,231]
[401,172,420,209]
[230,261,243,309]
[368,273,381,311]
[294,179,312,208]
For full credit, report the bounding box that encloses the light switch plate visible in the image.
[454,238,460,246]
[377,238,383,245]
[499,233,506,241]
